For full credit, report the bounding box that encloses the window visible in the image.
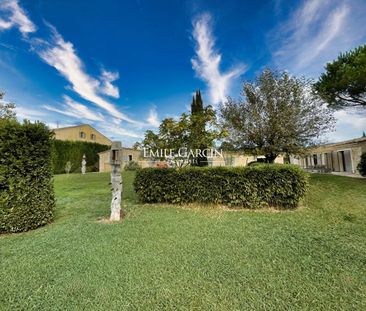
[313,154,318,166]
[91,133,96,140]
[128,155,133,161]
[79,131,86,138]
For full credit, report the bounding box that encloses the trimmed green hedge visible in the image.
[52,140,109,174]
[0,120,55,233]
[134,165,308,208]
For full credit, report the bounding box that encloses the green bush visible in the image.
[52,140,109,174]
[134,165,308,208]
[357,153,366,176]
[124,160,141,171]
[0,120,55,233]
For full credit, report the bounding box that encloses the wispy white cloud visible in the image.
[31,24,138,124]
[97,122,143,139]
[0,0,36,35]
[147,106,160,127]
[271,0,365,76]
[0,2,147,141]
[326,110,366,142]
[100,69,120,98]
[191,13,246,106]
[44,95,105,122]
[15,106,46,120]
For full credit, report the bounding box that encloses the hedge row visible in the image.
[52,140,110,174]
[134,165,308,208]
[0,120,55,233]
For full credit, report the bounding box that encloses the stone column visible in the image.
[81,154,86,175]
[110,164,122,221]
[109,142,123,221]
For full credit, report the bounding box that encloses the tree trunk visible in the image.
[265,153,278,163]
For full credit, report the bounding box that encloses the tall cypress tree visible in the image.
[190,90,208,166]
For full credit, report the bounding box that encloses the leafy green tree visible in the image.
[0,92,16,120]
[220,69,335,163]
[138,114,190,166]
[314,44,366,108]
[138,91,223,166]
[189,90,221,166]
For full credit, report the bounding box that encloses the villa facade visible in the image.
[297,137,366,175]
[53,124,112,146]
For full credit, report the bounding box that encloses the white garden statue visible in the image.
[81,154,86,175]
[109,142,124,221]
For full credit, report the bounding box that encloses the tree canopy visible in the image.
[137,91,223,166]
[0,92,16,120]
[220,69,335,163]
[314,44,366,108]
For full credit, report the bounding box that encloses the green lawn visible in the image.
[1,172,365,310]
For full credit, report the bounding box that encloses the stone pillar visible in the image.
[81,154,86,175]
[110,142,123,221]
[110,164,122,221]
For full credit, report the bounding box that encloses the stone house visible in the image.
[296,137,366,175]
[99,148,146,172]
[53,124,112,146]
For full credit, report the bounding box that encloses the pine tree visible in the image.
[363,131,366,137]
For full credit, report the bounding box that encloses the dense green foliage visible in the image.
[314,44,366,108]
[190,90,214,166]
[124,160,141,171]
[137,90,223,166]
[134,165,308,208]
[52,139,109,174]
[357,152,366,176]
[0,120,55,233]
[1,172,365,310]
[220,69,335,163]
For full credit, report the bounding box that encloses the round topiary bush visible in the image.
[124,160,141,171]
[357,152,366,176]
[0,120,55,233]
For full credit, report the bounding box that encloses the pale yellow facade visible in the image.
[53,124,112,146]
[296,137,366,175]
[211,153,284,167]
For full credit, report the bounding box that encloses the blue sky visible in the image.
[0,0,365,146]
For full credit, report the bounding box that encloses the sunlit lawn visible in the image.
[0,172,365,310]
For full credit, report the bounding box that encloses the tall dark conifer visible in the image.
[190,90,208,166]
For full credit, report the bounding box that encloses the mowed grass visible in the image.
[0,172,365,310]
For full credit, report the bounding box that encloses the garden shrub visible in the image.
[357,152,366,176]
[134,164,308,208]
[124,160,141,171]
[0,120,55,233]
[52,140,109,174]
